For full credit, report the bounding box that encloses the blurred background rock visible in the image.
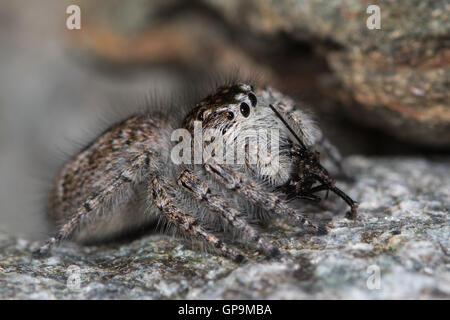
[0,0,448,239]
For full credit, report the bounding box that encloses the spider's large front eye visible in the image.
[240,102,250,117]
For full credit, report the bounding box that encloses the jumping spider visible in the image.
[34,83,358,262]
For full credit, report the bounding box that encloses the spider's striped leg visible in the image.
[150,175,245,263]
[204,162,327,235]
[177,169,280,258]
[33,153,150,258]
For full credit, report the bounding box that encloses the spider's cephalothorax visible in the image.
[34,82,357,262]
[182,83,297,185]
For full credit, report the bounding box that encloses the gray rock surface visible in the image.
[0,156,449,299]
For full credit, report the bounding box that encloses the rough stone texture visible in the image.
[1,157,449,299]
[68,0,274,79]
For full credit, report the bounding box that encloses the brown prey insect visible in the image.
[33,82,358,262]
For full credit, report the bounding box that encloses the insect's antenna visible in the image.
[269,104,307,150]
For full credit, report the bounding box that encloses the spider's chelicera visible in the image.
[33,83,358,262]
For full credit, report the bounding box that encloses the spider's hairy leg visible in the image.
[177,169,280,258]
[149,175,246,263]
[204,162,327,235]
[33,153,151,258]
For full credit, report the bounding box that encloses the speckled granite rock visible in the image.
[0,157,449,299]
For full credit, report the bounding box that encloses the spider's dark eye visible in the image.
[248,93,257,107]
[198,110,205,121]
[240,102,250,117]
[227,112,235,120]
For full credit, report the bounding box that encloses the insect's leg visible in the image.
[313,135,351,179]
[149,175,245,263]
[32,153,149,258]
[177,169,280,257]
[204,162,327,235]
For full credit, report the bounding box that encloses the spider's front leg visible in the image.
[177,169,280,257]
[149,175,245,263]
[204,162,327,235]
